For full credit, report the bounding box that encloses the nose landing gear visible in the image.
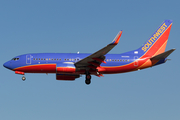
[22,76,26,81]
[14,71,26,81]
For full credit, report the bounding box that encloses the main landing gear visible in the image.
[85,73,91,85]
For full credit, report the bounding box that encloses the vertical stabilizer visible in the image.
[139,20,173,57]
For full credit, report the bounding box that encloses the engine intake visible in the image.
[56,62,76,74]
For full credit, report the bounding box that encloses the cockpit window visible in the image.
[11,58,19,61]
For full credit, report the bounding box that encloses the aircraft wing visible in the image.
[75,31,122,72]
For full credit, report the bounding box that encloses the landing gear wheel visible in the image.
[86,74,91,80]
[85,74,91,85]
[22,76,26,81]
[85,79,91,85]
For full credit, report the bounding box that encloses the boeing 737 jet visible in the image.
[3,20,175,85]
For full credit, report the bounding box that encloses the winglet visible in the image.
[110,30,123,45]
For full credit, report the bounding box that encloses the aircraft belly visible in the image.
[13,64,56,73]
[102,65,135,74]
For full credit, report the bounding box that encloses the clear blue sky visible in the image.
[0,0,179,120]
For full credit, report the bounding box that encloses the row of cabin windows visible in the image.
[105,59,130,62]
[33,58,130,62]
[33,58,80,61]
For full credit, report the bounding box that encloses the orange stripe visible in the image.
[152,40,168,57]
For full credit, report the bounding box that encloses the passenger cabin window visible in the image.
[105,59,130,62]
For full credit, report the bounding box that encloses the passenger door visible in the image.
[26,55,31,64]
[134,56,138,66]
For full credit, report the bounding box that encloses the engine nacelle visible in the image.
[56,74,80,81]
[56,62,76,74]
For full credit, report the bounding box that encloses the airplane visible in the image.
[3,20,175,85]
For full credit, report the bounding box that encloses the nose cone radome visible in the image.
[3,61,12,70]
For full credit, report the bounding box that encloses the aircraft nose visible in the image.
[3,61,12,70]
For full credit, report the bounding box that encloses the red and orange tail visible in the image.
[140,20,173,57]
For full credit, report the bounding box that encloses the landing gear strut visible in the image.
[22,76,26,81]
[85,73,91,85]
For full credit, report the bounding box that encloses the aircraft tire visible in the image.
[85,74,91,85]
[86,74,91,80]
[22,76,26,81]
[85,79,91,85]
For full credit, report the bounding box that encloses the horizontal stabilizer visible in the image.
[150,49,175,60]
